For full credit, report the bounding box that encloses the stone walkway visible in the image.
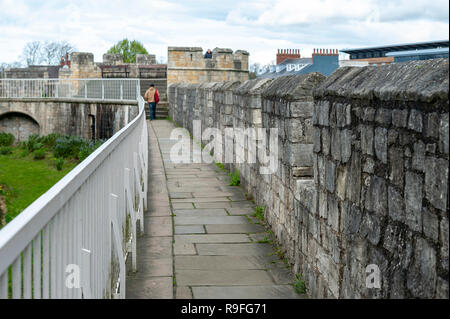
[126,120,306,299]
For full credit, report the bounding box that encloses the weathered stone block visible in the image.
[424,157,448,211]
[440,216,449,272]
[317,100,330,126]
[360,125,374,156]
[327,195,339,232]
[374,127,388,164]
[325,160,336,193]
[347,152,361,205]
[412,140,425,172]
[365,176,387,216]
[425,112,440,139]
[439,113,449,154]
[406,238,437,298]
[361,213,381,245]
[408,109,423,133]
[422,207,439,242]
[405,171,423,232]
[388,186,405,223]
[375,108,391,125]
[392,109,408,128]
[340,129,352,163]
[322,128,330,156]
[362,107,375,122]
[389,147,404,188]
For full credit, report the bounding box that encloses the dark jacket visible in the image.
[204,51,212,59]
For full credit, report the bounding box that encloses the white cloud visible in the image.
[0,0,448,65]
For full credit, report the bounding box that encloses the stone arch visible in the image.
[0,111,40,142]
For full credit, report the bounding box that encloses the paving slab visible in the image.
[174,216,248,225]
[227,207,254,215]
[175,234,250,244]
[175,225,206,234]
[175,256,267,270]
[173,208,228,217]
[205,224,266,234]
[146,216,172,224]
[133,258,173,278]
[137,236,173,259]
[175,286,193,299]
[172,197,231,203]
[145,223,173,237]
[176,270,274,286]
[126,277,173,299]
[172,202,195,209]
[174,242,197,255]
[196,243,274,256]
[192,285,306,299]
[194,202,232,208]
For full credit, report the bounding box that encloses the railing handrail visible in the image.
[0,78,139,81]
[0,96,146,276]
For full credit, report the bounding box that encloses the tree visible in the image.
[21,40,76,66]
[22,41,42,65]
[107,39,148,63]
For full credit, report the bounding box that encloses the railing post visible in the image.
[84,82,87,99]
[22,80,25,98]
[56,81,59,98]
[120,81,123,100]
[136,79,140,100]
[110,193,126,299]
[81,248,91,299]
[102,80,104,100]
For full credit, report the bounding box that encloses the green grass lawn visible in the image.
[0,148,77,225]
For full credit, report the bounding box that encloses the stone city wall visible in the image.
[167,47,249,86]
[0,98,138,141]
[167,58,449,298]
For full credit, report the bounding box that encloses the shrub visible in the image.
[26,134,41,151]
[0,133,14,147]
[19,150,29,158]
[53,136,85,158]
[77,140,102,162]
[0,146,12,155]
[253,206,265,222]
[293,274,307,294]
[33,149,46,160]
[229,169,240,186]
[55,157,64,171]
[32,142,43,151]
[40,133,62,148]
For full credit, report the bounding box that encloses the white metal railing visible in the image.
[0,95,148,299]
[0,79,140,101]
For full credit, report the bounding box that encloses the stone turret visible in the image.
[167,46,249,85]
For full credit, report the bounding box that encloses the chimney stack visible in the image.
[276,48,301,65]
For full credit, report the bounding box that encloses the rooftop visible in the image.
[341,40,449,54]
[386,47,449,57]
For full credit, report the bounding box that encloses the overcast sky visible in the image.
[0,0,448,65]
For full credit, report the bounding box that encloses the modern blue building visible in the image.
[386,47,449,62]
[341,40,449,65]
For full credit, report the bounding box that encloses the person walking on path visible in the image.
[144,84,159,120]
